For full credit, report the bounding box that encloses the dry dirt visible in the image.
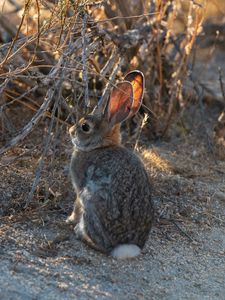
[0,104,225,300]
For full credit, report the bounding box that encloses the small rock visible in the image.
[214,191,225,202]
[57,282,68,290]
[192,150,197,157]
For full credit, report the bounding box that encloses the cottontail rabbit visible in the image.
[67,71,154,258]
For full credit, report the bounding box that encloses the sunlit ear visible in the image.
[107,81,133,126]
[124,70,145,117]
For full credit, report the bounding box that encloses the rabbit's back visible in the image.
[70,146,153,252]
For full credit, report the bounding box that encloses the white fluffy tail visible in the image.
[110,244,141,259]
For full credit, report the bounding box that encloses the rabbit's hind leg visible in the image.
[75,209,113,254]
[74,215,108,254]
[76,216,142,258]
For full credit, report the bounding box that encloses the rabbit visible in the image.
[67,70,154,258]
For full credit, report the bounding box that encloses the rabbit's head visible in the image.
[69,71,145,151]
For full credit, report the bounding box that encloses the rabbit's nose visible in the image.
[69,125,76,136]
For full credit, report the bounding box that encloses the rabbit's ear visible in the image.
[124,70,144,117]
[107,81,133,126]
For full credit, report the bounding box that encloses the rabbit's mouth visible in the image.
[71,136,87,151]
[71,135,103,152]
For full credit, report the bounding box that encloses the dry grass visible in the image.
[142,149,172,173]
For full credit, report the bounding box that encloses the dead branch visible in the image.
[81,13,90,108]
[0,84,54,156]
[0,13,55,68]
[97,56,125,112]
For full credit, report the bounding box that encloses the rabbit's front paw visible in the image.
[74,217,85,240]
[65,211,77,224]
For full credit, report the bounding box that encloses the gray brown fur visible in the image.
[69,145,153,253]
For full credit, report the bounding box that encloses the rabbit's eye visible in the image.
[81,122,90,132]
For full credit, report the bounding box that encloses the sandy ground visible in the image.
[1,120,225,300]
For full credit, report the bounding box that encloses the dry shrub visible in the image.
[0,1,206,144]
[0,0,221,205]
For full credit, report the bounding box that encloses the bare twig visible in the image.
[97,12,159,23]
[25,80,63,206]
[81,13,90,108]
[100,47,119,77]
[134,113,149,151]
[0,85,55,156]
[0,0,31,66]
[0,13,55,68]
[170,219,195,242]
[97,56,125,112]
[218,67,225,104]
